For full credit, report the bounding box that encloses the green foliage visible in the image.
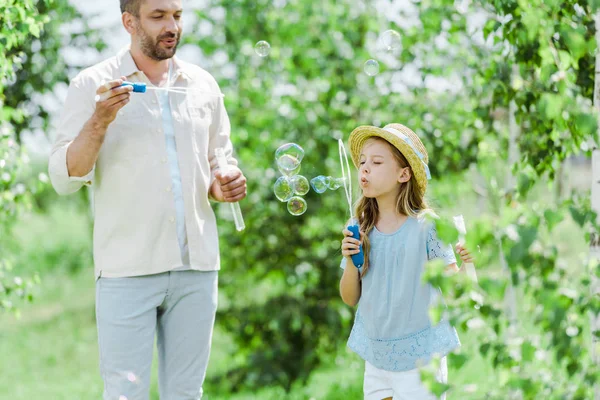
[0,0,50,312]
[0,0,103,312]
[2,0,599,397]
[186,0,600,397]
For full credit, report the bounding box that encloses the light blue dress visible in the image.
[341,215,460,371]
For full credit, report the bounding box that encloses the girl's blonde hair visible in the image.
[355,137,430,277]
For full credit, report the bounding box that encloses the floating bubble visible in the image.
[310,175,328,194]
[328,177,344,190]
[275,143,304,163]
[255,40,271,57]
[291,175,310,195]
[274,176,294,202]
[287,196,307,216]
[275,143,304,176]
[277,155,301,176]
[380,29,402,51]
[364,59,380,76]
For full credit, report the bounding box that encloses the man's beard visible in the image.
[137,25,180,61]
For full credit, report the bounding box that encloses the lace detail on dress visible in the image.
[347,311,461,372]
[427,224,456,263]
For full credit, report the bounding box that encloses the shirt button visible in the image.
[152,99,157,104]
[169,217,175,223]
[166,187,171,192]
[161,157,167,163]
[118,111,124,116]
[156,129,162,134]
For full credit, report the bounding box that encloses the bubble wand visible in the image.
[453,214,478,283]
[215,147,245,232]
[95,82,224,102]
[338,139,364,269]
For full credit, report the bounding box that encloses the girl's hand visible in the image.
[341,228,362,259]
[455,243,474,264]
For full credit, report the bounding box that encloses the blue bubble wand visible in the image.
[95,82,224,102]
[338,139,364,269]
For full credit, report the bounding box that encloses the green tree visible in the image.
[0,0,104,311]
[187,0,600,397]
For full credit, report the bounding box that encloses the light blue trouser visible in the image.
[95,270,218,400]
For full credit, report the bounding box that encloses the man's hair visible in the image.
[120,0,143,16]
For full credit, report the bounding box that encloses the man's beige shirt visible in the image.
[48,47,237,279]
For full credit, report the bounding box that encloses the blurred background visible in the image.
[1,0,599,399]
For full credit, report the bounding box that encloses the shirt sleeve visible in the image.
[426,223,457,265]
[207,79,238,187]
[47,75,96,195]
[340,257,347,270]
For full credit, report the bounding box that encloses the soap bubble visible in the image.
[364,59,380,76]
[380,30,402,51]
[328,177,344,190]
[291,175,310,195]
[287,196,307,216]
[310,175,328,194]
[275,143,304,176]
[275,143,304,163]
[277,155,301,176]
[255,40,271,57]
[274,176,293,202]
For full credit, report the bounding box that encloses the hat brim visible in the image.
[348,125,428,195]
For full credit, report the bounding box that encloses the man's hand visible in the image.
[93,77,133,128]
[210,166,247,202]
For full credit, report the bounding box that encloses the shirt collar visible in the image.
[117,46,193,82]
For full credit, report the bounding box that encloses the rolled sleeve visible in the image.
[48,142,95,195]
[48,76,96,195]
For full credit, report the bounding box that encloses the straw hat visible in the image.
[349,123,431,195]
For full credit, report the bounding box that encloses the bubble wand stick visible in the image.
[453,214,478,283]
[214,147,245,232]
[95,82,224,102]
[339,139,364,269]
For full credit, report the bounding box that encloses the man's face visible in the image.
[133,0,183,60]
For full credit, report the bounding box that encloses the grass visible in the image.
[0,266,365,399]
[0,263,494,399]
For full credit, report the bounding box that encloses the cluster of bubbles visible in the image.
[310,175,345,194]
[364,29,402,77]
[273,143,309,216]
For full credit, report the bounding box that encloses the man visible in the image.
[48,0,246,398]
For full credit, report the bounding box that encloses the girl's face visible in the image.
[358,138,410,199]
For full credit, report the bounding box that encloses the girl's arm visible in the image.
[339,228,362,306]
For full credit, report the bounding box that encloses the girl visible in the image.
[339,123,474,400]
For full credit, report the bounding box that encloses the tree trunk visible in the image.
[590,11,600,400]
[503,65,520,333]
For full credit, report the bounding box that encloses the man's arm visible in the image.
[67,78,133,176]
[48,77,132,195]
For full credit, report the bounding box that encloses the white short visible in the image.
[363,357,448,400]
